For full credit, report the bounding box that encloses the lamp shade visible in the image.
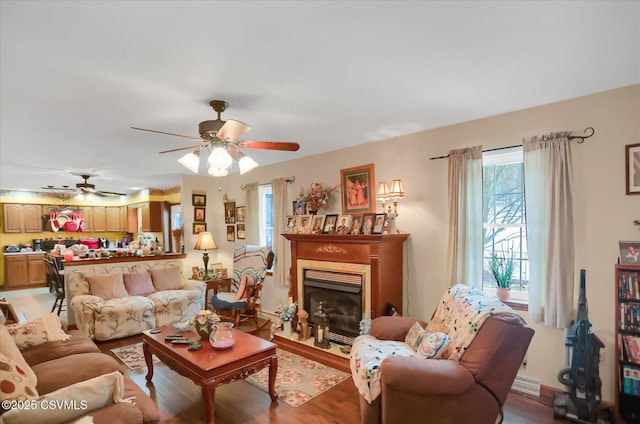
[376,181,390,199]
[238,155,259,175]
[208,147,233,170]
[178,151,200,173]
[194,231,217,251]
[389,179,405,198]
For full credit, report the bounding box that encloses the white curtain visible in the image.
[244,182,259,245]
[446,145,484,289]
[524,131,575,328]
[271,178,290,286]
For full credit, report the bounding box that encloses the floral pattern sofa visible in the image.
[66,259,205,341]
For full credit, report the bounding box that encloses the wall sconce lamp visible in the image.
[193,231,217,279]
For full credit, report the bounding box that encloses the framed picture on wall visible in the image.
[236,206,246,222]
[226,225,235,242]
[619,241,640,265]
[193,222,207,234]
[625,143,640,195]
[237,224,246,239]
[194,207,206,222]
[192,194,206,206]
[340,163,375,214]
[225,202,236,223]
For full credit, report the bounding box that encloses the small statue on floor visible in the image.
[297,310,311,340]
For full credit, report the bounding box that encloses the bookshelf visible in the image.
[615,264,640,422]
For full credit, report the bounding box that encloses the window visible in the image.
[482,147,528,302]
[258,184,273,248]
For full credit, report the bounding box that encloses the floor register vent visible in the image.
[511,375,541,397]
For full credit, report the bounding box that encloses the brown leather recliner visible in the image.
[356,310,534,424]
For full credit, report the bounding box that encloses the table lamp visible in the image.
[194,231,217,279]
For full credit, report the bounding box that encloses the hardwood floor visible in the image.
[3,287,566,423]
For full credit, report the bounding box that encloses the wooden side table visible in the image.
[203,278,233,309]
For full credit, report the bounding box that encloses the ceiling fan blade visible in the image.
[217,119,251,142]
[131,126,203,141]
[159,144,204,154]
[236,140,300,151]
[98,191,126,196]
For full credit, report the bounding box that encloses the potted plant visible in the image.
[489,248,516,302]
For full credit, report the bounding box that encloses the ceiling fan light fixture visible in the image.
[178,151,200,173]
[75,193,85,201]
[238,155,259,175]
[86,193,97,202]
[208,147,233,170]
[208,167,229,177]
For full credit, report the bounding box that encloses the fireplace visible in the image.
[303,269,363,345]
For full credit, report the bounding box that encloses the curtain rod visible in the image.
[240,176,295,190]
[428,127,595,160]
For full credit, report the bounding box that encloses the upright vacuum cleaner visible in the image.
[553,269,613,423]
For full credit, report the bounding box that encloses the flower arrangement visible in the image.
[296,183,337,212]
[190,310,221,340]
[275,302,298,322]
[488,248,516,289]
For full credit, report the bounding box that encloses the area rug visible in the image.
[110,343,160,370]
[245,348,351,408]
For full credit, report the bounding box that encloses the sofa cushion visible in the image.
[123,273,155,297]
[87,273,129,299]
[148,289,203,328]
[0,371,124,424]
[0,352,38,403]
[5,313,70,350]
[150,267,182,291]
[0,326,37,388]
[31,352,124,395]
[20,330,100,367]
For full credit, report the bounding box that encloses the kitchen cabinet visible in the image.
[4,253,46,288]
[106,207,121,231]
[78,206,93,232]
[3,204,23,233]
[92,206,106,232]
[119,206,128,232]
[140,202,163,232]
[24,205,43,232]
[2,204,42,233]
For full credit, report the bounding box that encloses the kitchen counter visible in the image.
[3,251,47,256]
[61,253,186,267]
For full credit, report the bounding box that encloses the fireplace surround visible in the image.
[279,233,410,371]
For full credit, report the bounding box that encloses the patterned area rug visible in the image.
[245,348,351,408]
[111,342,160,370]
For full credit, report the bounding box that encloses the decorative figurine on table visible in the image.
[313,301,331,349]
[297,309,311,341]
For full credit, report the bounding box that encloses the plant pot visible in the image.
[496,287,511,302]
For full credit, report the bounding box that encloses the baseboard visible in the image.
[511,375,541,398]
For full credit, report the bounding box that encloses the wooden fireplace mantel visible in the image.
[282,233,410,318]
[279,233,410,371]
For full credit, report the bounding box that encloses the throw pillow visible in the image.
[5,314,71,350]
[0,370,124,424]
[123,273,155,297]
[416,332,450,359]
[404,321,427,350]
[86,273,129,299]
[150,266,183,291]
[0,352,38,403]
[0,326,37,388]
[425,320,450,335]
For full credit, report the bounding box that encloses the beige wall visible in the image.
[181,84,639,402]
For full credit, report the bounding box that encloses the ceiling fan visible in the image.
[42,173,126,198]
[131,100,300,176]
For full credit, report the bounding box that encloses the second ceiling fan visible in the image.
[132,100,300,176]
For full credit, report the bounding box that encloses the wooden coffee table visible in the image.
[143,326,278,424]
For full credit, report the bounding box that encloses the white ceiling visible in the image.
[1,1,638,195]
